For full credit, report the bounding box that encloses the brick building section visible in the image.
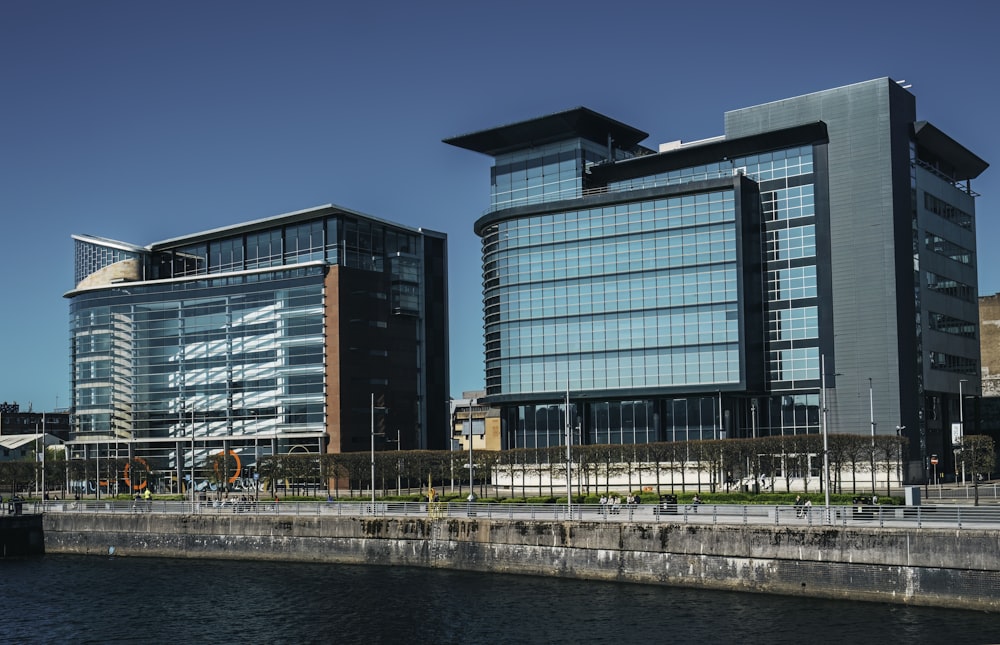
[980,294,1000,397]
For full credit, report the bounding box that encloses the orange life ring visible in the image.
[123,457,150,491]
[213,450,242,484]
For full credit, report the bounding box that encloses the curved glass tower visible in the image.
[446,79,988,484]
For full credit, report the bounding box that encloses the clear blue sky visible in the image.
[2,0,998,410]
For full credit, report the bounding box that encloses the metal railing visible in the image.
[29,500,1000,530]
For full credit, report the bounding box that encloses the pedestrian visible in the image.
[143,487,152,511]
[794,494,804,518]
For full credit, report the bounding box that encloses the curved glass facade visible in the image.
[456,109,824,448]
[70,266,327,478]
[454,82,988,476]
[483,190,740,395]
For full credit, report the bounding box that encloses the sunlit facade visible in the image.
[446,79,988,481]
[65,204,448,492]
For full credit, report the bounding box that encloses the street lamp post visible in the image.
[370,394,389,507]
[565,386,572,515]
[467,397,475,501]
[958,379,968,485]
[869,377,876,493]
[821,356,831,514]
[190,409,196,506]
[41,414,46,504]
[895,425,905,491]
[820,355,841,519]
[750,400,758,494]
[447,399,455,493]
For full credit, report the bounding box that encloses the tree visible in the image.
[961,435,997,506]
[873,435,904,497]
[256,455,284,496]
[0,460,34,496]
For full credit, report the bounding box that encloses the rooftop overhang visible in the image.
[148,203,425,251]
[443,107,649,157]
[588,122,829,185]
[913,121,989,181]
[71,234,146,255]
[63,260,327,298]
[149,204,340,250]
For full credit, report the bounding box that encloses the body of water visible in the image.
[1,554,998,644]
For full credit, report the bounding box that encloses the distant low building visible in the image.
[0,403,71,442]
[0,433,61,463]
[450,391,501,452]
[977,294,1000,455]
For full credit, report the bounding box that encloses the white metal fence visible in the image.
[28,500,1000,530]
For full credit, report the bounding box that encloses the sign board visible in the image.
[930,456,938,465]
[254,473,259,481]
[951,422,963,447]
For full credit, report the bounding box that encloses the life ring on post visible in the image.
[213,450,242,484]
[123,457,150,491]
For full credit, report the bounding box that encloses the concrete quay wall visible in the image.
[42,514,1000,611]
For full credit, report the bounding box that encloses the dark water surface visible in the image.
[1,554,998,644]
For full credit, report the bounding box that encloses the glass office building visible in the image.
[65,204,448,492]
[446,79,988,480]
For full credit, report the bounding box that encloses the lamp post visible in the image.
[565,386,572,515]
[370,394,389,507]
[447,399,455,493]
[190,409,196,506]
[895,425,905,491]
[41,414,46,504]
[821,356,830,514]
[34,422,39,499]
[746,400,757,493]
[869,377,876,493]
[395,429,401,496]
[958,379,968,485]
[820,355,841,519]
[467,397,475,501]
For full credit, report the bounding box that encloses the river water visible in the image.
[1,554,998,644]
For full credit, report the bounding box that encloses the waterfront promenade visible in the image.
[29,498,1000,532]
[37,501,1000,612]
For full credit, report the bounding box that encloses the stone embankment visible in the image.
[42,513,1000,611]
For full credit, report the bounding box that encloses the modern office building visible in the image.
[65,204,448,492]
[445,78,988,482]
